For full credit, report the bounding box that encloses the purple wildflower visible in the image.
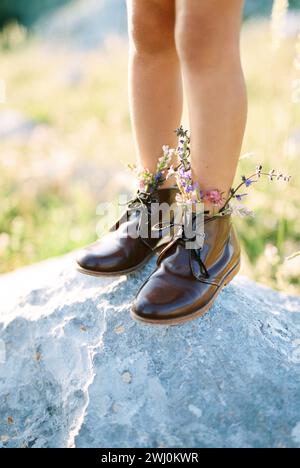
[155,171,163,182]
[178,167,186,177]
[242,176,254,187]
[235,193,248,202]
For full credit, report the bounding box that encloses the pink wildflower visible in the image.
[204,190,223,206]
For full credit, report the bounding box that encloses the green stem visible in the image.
[220,172,272,213]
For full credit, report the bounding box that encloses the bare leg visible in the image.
[175,0,247,206]
[127,0,183,178]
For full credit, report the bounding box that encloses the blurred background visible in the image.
[0,0,299,294]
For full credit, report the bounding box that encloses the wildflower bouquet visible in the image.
[171,127,291,217]
[128,145,175,193]
[128,126,290,218]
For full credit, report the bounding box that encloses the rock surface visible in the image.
[0,254,300,448]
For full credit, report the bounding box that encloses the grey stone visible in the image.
[0,254,300,448]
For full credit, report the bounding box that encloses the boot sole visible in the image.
[130,261,241,326]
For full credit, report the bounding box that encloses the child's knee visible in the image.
[128,0,176,56]
[175,1,242,69]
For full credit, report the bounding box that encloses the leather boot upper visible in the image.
[76,188,178,274]
[132,214,241,321]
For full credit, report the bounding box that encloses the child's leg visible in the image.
[126,0,183,175]
[176,0,247,205]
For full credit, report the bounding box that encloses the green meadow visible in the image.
[0,20,299,294]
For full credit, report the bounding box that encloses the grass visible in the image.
[0,20,299,294]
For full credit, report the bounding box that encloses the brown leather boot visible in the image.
[76,188,178,276]
[131,214,241,325]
